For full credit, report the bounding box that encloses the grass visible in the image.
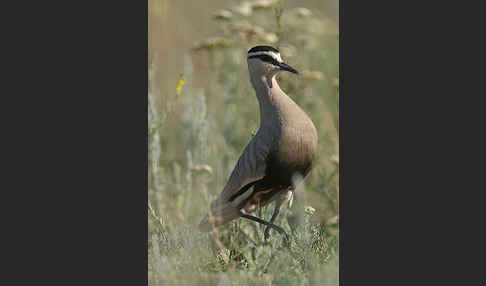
[148,1,339,285]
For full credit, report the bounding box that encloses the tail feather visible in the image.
[199,185,255,232]
[198,201,240,232]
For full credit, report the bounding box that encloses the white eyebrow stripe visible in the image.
[247,51,283,63]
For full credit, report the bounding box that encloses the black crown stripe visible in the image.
[248,45,279,54]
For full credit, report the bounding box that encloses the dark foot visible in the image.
[266,224,290,247]
[264,226,271,241]
[239,211,290,247]
[282,234,290,248]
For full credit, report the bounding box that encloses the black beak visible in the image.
[278,62,299,75]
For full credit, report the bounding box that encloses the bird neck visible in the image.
[250,73,284,125]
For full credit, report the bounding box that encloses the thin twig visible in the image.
[148,200,168,243]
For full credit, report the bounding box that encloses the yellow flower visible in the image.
[175,74,185,96]
[305,206,316,215]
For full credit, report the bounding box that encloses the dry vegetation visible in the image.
[148,1,339,285]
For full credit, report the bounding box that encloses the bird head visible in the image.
[247,45,299,78]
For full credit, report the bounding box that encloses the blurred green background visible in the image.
[148,1,339,285]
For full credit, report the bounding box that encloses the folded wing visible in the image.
[199,134,272,231]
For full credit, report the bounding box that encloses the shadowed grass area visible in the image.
[149,1,338,285]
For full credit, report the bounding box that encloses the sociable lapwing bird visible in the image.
[199,45,318,244]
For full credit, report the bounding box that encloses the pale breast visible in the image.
[278,107,317,166]
[263,108,317,187]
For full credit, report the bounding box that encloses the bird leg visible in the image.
[264,204,281,241]
[264,191,292,241]
[235,187,291,246]
[238,210,290,246]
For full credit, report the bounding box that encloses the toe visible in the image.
[264,228,271,240]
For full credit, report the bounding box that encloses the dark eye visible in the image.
[248,54,280,66]
[259,55,279,66]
